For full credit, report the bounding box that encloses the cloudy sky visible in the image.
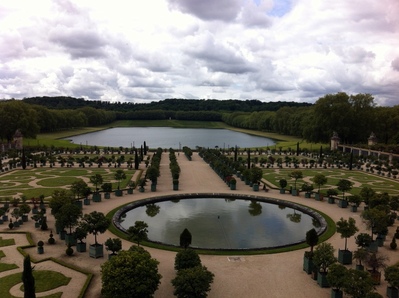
[1,0,398,106]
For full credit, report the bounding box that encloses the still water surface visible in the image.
[66,127,275,149]
[119,198,317,249]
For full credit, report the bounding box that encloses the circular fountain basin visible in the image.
[114,193,327,250]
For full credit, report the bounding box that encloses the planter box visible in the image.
[115,189,123,197]
[127,188,133,194]
[252,184,259,191]
[338,249,352,265]
[59,230,66,240]
[151,184,157,192]
[37,246,44,254]
[280,189,285,194]
[291,189,298,196]
[76,242,87,252]
[328,197,335,204]
[368,270,381,285]
[376,236,384,247]
[104,192,111,199]
[331,289,343,298]
[89,244,104,258]
[368,241,379,253]
[92,193,102,202]
[350,205,357,212]
[0,219,3,224]
[35,222,41,228]
[230,184,236,190]
[305,192,311,198]
[173,184,179,191]
[356,264,364,271]
[65,233,77,246]
[317,272,329,288]
[387,286,399,298]
[338,200,348,208]
[13,221,20,228]
[139,187,145,192]
[84,198,90,205]
[74,200,83,209]
[22,214,28,222]
[303,255,314,274]
[2,215,8,222]
[32,208,38,214]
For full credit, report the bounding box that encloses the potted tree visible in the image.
[75,225,88,252]
[367,252,388,285]
[301,183,314,199]
[303,228,319,274]
[385,265,399,298]
[313,174,327,200]
[327,189,338,204]
[336,179,353,208]
[289,170,303,196]
[279,179,287,194]
[105,237,122,259]
[127,181,136,194]
[336,217,358,265]
[250,167,263,191]
[81,211,111,258]
[352,247,369,271]
[348,194,362,212]
[146,166,159,192]
[37,240,44,254]
[327,263,348,298]
[229,177,237,190]
[343,269,375,298]
[55,203,82,247]
[101,183,112,200]
[90,174,103,202]
[19,203,31,222]
[138,178,147,192]
[313,242,337,288]
[114,169,126,196]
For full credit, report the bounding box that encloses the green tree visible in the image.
[90,174,103,192]
[174,248,202,271]
[101,249,161,298]
[127,221,148,246]
[289,170,303,190]
[49,189,74,216]
[343,269,374,298]
[327,263,347,292]
[105,238,122,256]
[172,266,214,298]
[22,255,35,298]
[313,174,327,194]
[306,228,319,253]
[336,217,359,251]
[180,228,192,249]
[81,211,110,245]
[313,242,337,274]
[114,170,126,190]
[336,179,353,200]
[70,179,90,199]
[55,203,82,234]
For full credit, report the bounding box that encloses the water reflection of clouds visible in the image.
[121,198,315,249]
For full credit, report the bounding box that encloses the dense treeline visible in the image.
[21,96,311,112]
[1,93,398,146]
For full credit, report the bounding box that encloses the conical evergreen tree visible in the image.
[22,255,36,298]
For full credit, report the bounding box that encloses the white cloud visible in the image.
[0,0,398,105]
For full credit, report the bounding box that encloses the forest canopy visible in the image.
[1,93,398,145]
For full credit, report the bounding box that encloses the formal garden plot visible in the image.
[0,168,135,199]
[262,168,399,195]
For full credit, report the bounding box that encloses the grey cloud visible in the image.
[167,0,241,22]
[392,57,399,71]
[49,27,106,59]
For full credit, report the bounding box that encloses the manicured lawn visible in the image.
[0,270,68,298]
[0,168,135,200]
[0,250,19,273]
[0,237,15,247]
[262,168,399,196]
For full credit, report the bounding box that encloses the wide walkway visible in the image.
[1,152,397,297]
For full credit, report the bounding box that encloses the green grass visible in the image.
[0,168,134,199]
[0,237,15,247]
[262,168,399,196]
[0,270,66,298]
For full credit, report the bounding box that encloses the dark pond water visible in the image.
[66,127,275,149]
[118,198,319,250]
